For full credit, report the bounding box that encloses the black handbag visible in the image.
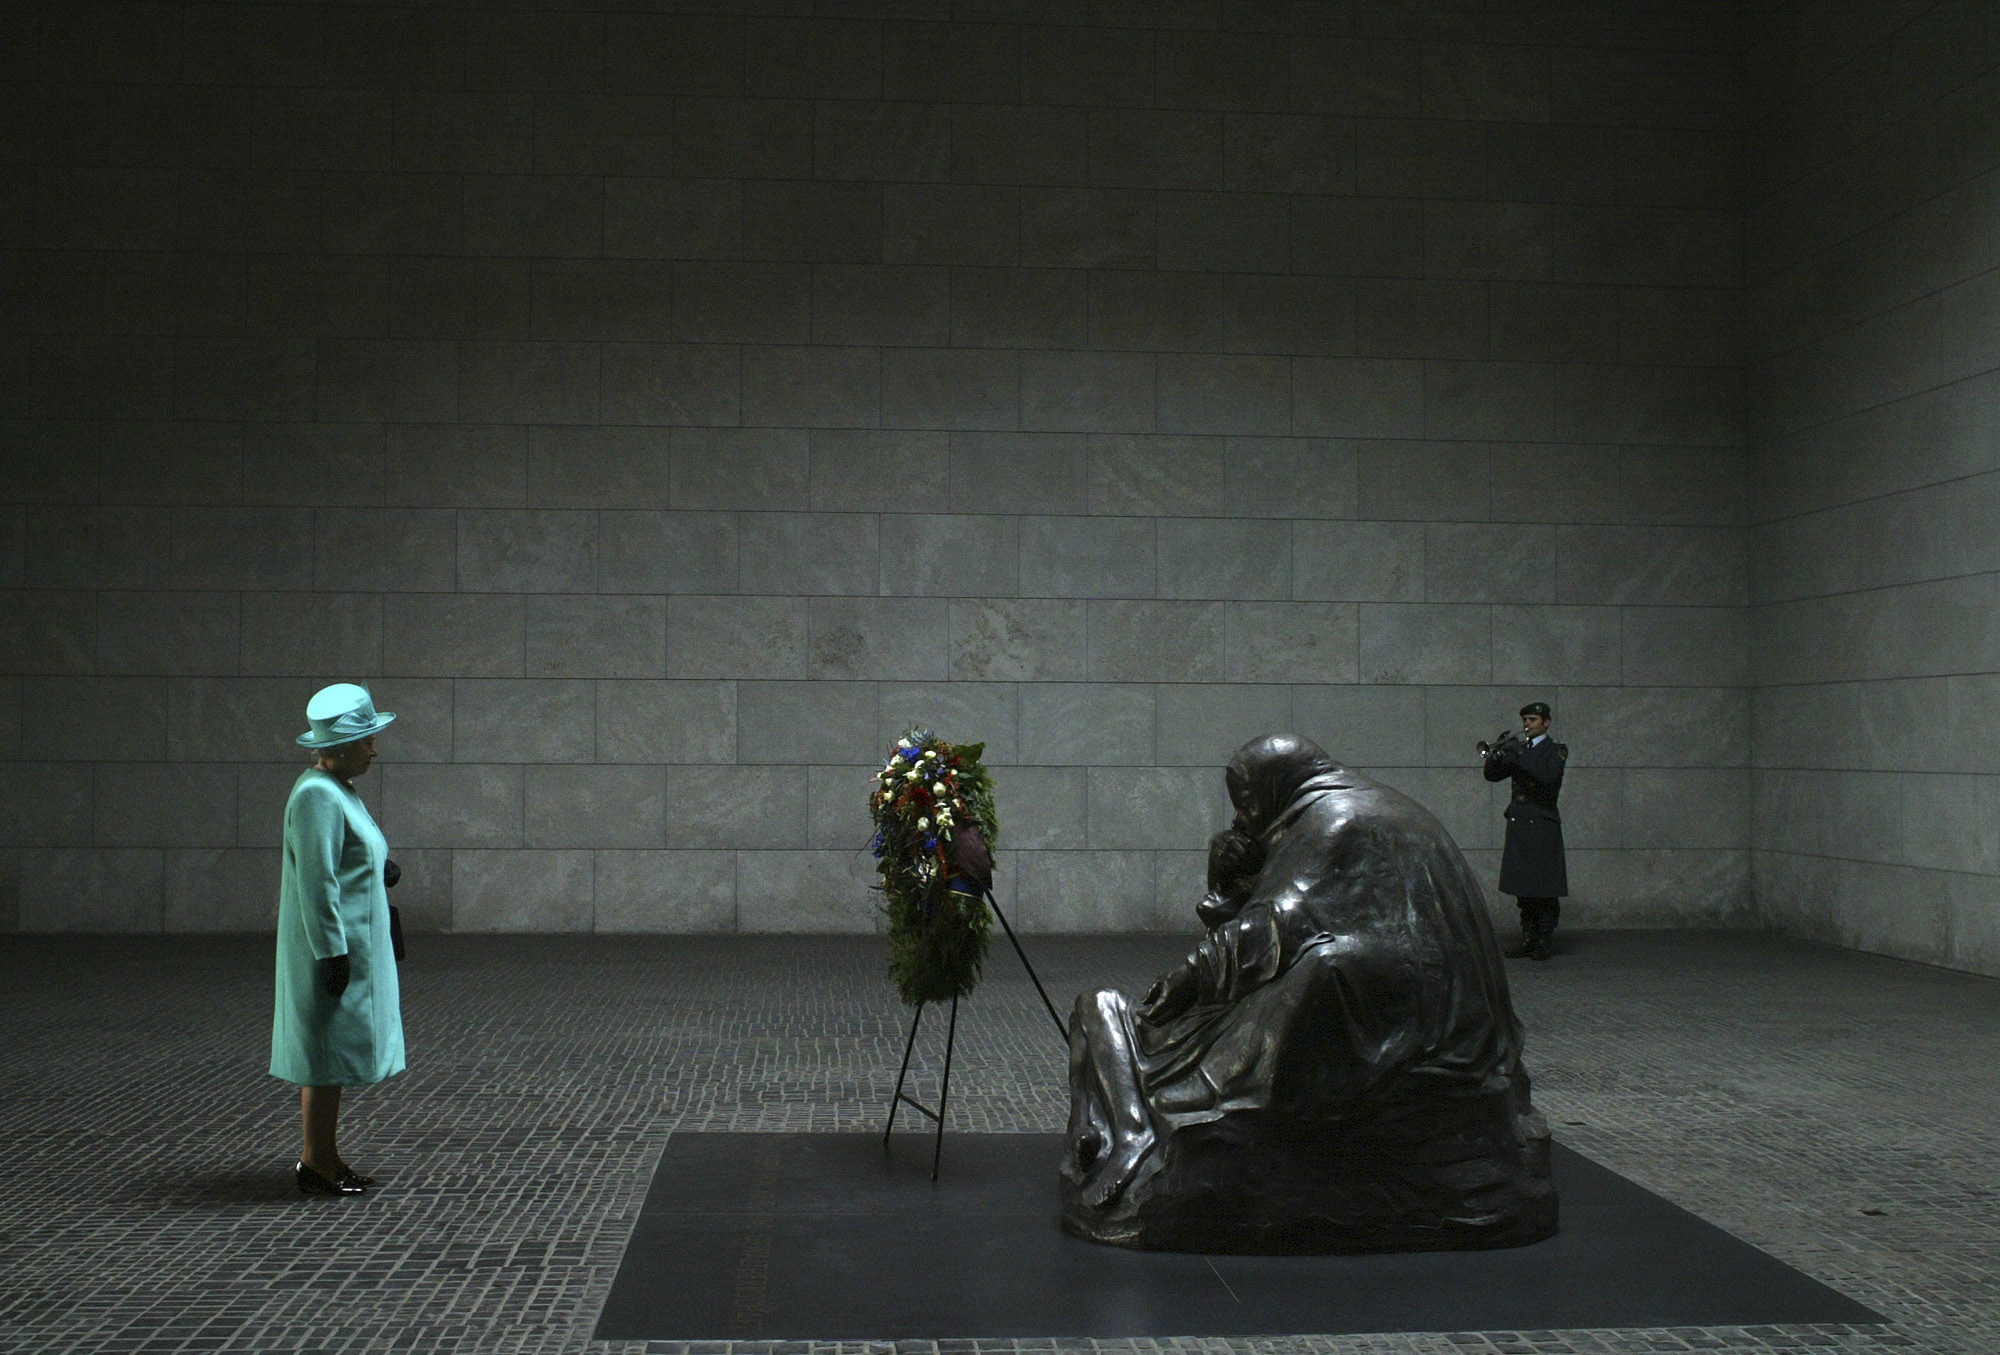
[384,859,407,962]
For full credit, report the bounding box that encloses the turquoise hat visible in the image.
[297,683,396,748]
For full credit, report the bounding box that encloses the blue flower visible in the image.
[924,836,939,852]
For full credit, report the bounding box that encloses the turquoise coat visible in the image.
[270,768,405,1087]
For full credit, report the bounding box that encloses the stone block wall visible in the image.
[1746,1,2000,975]
[0,2,1749,935]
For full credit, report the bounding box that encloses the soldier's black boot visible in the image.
[1528,901,1558,961]
[1506,898,1535,957]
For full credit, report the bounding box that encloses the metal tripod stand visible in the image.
[881,891,1069,1180]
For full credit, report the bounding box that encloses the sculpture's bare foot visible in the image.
[1073,1125,1105,1171]
[1082,1130,1153,1210]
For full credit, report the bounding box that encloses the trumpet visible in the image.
[1477,728,1525,758]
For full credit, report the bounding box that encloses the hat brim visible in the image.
[296,711,396,748]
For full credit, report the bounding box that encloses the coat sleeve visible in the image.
[1482,742,1518,782]
[287,783,349,961]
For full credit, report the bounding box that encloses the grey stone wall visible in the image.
[0,3,1748,935]
[1746,2,2000,975]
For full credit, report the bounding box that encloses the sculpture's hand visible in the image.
[1196,888,1244,930]
[1138,960,1199,1024]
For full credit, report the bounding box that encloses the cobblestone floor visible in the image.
[0,929,1993,1354]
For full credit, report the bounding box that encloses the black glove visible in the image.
[383,859,401,889]
[321,953,350,998]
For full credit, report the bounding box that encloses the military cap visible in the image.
[1518,701,1552,720]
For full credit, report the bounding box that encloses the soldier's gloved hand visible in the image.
[321,953,351,998]
[383,858,401,889]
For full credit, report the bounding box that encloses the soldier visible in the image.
[1480,701,1568,961]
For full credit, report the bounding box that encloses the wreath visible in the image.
[869,730,1000,1006]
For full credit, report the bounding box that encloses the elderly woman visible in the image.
[1061,734,1555,1253]
[272,683,403,1196]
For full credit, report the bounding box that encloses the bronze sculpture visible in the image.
[1061,734,1558,1254]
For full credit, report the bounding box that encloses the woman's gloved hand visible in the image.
[321,953,351,998]
[383,858,400,889]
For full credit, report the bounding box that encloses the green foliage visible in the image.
[869,731,1001,1006]
[883,887,991,1006]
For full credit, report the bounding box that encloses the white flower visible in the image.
[917,817,930,830]
[932,781,946,794]
[904,768,920,780]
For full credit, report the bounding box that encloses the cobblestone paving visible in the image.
[0,930,1993,1354]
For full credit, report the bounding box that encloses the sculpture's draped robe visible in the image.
[1062,744,1556,1253]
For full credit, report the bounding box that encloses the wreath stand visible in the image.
[882,891,1069,1180]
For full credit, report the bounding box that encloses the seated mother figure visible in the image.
[1062,734,1557,1254]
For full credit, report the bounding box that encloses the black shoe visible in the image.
[336,1168,375,1189]
[1529,936,1554,961]
[297,1161,365,1196]
[1505,941,1534,958]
